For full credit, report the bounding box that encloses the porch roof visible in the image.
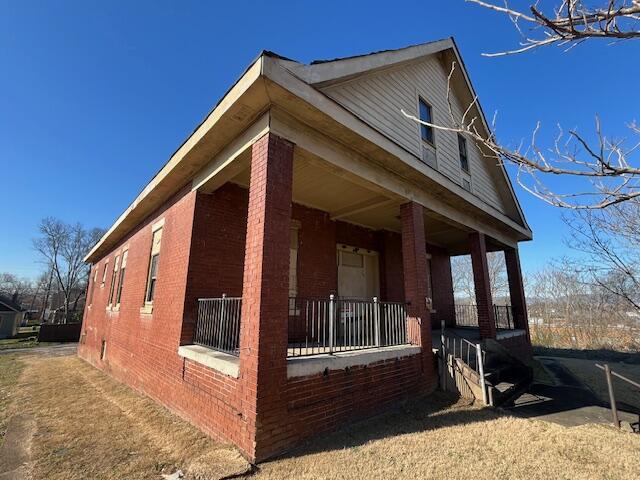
[85,39,532,264]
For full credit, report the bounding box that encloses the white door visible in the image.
[337,247,379,299]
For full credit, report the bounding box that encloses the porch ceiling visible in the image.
[227,147,491,255]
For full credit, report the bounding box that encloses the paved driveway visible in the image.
[505,357,639,430]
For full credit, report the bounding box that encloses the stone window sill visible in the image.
[139,304,153,315]
[287,344,421,379]
[177,345,239,378]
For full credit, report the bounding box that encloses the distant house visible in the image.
[0,295,25,339]
[79,38,533,462]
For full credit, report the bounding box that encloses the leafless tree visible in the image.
[402,60,640,209]
[0,273,33,305]
[400,1,640,209]
[467,0,640,56]
[32,218,103,323]
[563,203,640,310]
[451,252,509,303]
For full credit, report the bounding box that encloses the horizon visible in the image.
[2,1,638,280]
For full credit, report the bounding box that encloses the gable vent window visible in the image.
[458,134,469,173]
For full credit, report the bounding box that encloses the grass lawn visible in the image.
[1,353,639,480]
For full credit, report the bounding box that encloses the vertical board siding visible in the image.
[321,56,508,214]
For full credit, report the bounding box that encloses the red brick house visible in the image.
[79,38,533,462]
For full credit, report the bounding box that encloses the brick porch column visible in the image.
[505,246,530,335]
[469,232,496,339]
[400,201,433,381]
[239,133,293,462]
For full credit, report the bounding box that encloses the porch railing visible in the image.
[287,296,413,357]
[194,295,242,356]
[454,304,479,327]
[453,303,515,330]
[493,304,515,330]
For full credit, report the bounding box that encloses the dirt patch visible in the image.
[0,413,36,478]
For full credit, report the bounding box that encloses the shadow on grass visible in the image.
[533,346,640,365]
[272,391,503,461]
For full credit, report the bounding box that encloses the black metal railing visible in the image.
[287,296,413,357]
[493,304,515,330]
[453,303,515,330]
[194,295,242,356]
[454,304,479,327]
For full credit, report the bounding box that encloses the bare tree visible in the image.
[0,273,33,305]
[398,1,640,209]
[467,0,640,56]
[563,203,640,310]
[452,252,509,302]
[32,218,103,323]
[402,60,640,209]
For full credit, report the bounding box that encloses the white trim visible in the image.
[287,345,421,378]
[178,345,239,378]
[289,38,452,86]
[151,218,165,232]
[496,329,527,340]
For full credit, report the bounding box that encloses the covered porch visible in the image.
[180,129,530,369]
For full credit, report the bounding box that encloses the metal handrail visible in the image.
[596,363,640,430]
[440,320,489,405]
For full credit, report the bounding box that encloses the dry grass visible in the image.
[252,395,640,480]
[531,324,640,352]
[2,352,640,480]
[0,354,23,448]
[552,357,640,411]
[0,354,249,480]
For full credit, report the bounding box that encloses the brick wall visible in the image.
[497,334,533,362]
[78,184,252,454]
[78,175,442,462]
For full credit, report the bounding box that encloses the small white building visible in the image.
[0,296,25,339]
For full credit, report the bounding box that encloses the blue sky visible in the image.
[1,1,638,279]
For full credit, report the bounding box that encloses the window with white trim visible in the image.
[101,261,108,286]
[108,255,120,308]
[115,250,128,307]
[458,134,469,173]
[144,227,162,305]
[418,98,434,145]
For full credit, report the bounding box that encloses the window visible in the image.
[458,134,469,173]
[88,266,97,306]
[419,98,434,145]
[115,250,128,307]
[108,255,120,307]
[101,261,108,285]
[144,227,162,304]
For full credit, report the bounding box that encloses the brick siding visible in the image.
[78,137,455,462]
